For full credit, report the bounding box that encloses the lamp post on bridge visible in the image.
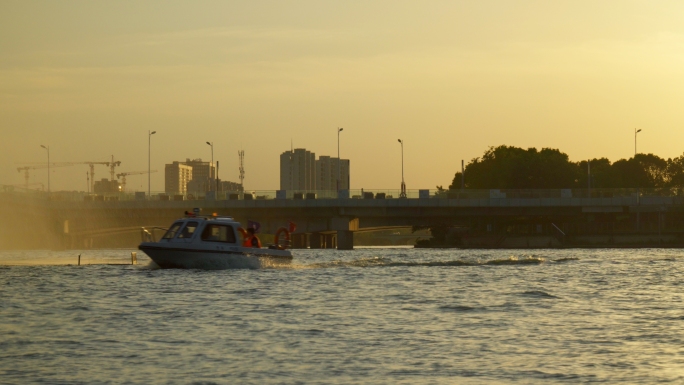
[148,130,156,199]
[634,128,643,229]
[206,141,214,191]
[587,160,591,197]
[40,145,50,197]
[398,139,406,198]
[337,127,343,191]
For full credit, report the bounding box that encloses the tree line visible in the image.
[446,145,684,190]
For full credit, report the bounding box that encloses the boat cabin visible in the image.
[161,217,241,245]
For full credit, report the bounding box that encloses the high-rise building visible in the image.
[162,158,215,194]
[165,162,192,194]
[316,156,350,190]
[94,178,120,193]
[186,178,211,194]
[280,149,316,190]
[186,178,243,195]
[182,158,214,184]
[219,180,244,192]
[280,149,350,191]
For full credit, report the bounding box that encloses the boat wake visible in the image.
[298,255,576,269]
[136,255,578,270]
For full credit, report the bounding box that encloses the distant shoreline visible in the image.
[415,244,684,249]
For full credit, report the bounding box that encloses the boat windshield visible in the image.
[162,222,183,239]
[201,224,237,243]
[178,221,199,239]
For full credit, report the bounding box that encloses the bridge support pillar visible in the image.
[291,233,308,249]
[330,217,358,250]
[309,232,323,249]
[324,234,336,249]
[337,230,354,250]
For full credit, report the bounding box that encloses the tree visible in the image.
[577,158,611,188]
[666,154,684,188]
[449,145,576,189]
[447,146,677,190]
[636,153,668,188]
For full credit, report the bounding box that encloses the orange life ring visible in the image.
[274,227,290,250]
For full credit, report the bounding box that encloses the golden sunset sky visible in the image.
[2,1,684,191]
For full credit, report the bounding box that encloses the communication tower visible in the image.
[238,150,245,188]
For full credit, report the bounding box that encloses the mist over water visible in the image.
[1,247,683,384]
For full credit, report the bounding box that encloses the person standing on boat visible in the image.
[243,227,262,248]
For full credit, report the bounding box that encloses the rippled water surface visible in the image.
[1,248,683,384]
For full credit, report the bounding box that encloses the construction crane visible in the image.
[109,155,121,181]
[18,159,121,192]
[116,170,157,192]
[82,162,111,192]
[16,164,72,191]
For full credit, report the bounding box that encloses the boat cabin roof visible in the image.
[175,215,240,226]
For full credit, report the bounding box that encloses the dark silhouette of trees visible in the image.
[636,153,669,187]
[667,154,684,187]
[577,158,611,188]
[448,145,684,189]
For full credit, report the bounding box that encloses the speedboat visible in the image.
[138,212,293,269]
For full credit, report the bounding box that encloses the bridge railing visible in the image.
[433,188,684,199]
[4,188,684,202]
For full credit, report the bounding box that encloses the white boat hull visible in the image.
[139,243,292,269]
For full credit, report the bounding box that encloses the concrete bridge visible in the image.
[3,189,683,250]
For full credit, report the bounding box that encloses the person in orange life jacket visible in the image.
[243,227,262,248]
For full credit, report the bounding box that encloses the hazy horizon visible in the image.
[3,1,684,192]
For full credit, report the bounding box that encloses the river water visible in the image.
[1,248,683,384]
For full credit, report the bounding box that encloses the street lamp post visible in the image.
[398,139,406,198]
[634,128,643,229]
[148,130,156,199]
[337,128,343,191]
[40,145,50,197]
[587,160,591,197]
[206,142,214,191]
